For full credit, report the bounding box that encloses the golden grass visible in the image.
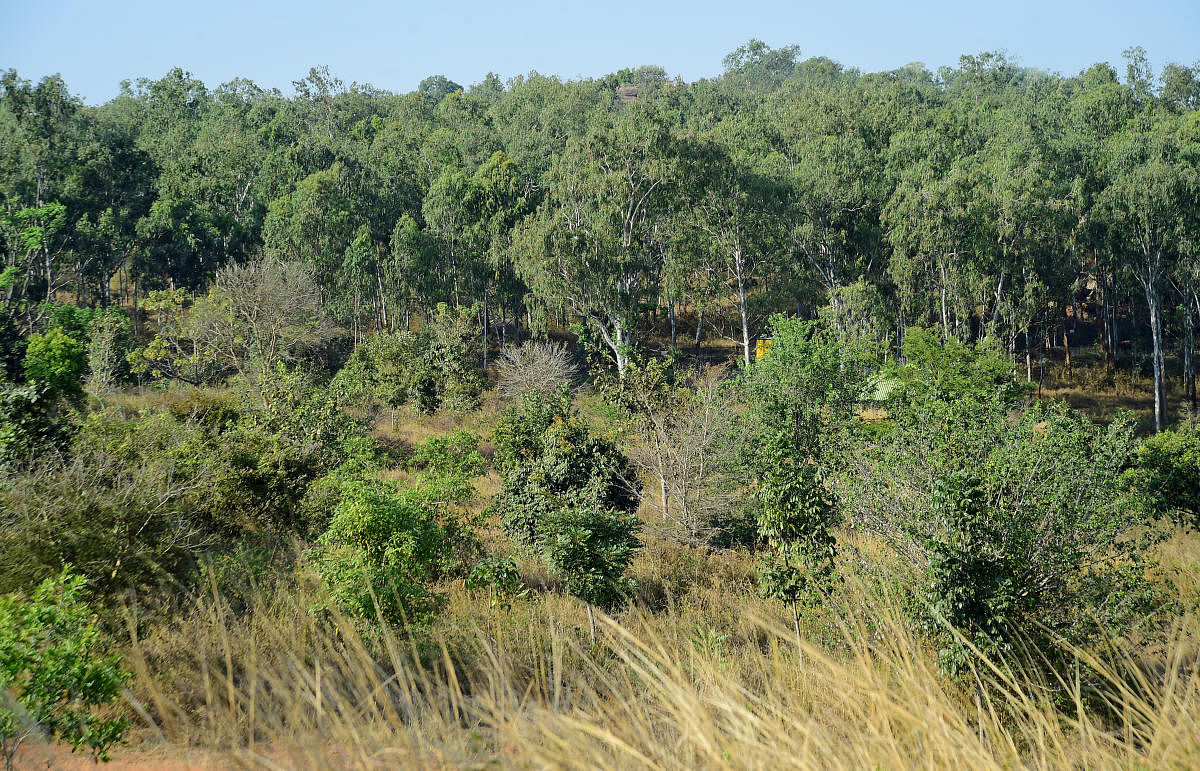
[77,535,1200,770]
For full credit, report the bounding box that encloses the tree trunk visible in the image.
[1183,297,1195,410]
[737,266,751,368]
[482,286,489,371]
[1142,273,1167,432]
[694,307,703,354]
[668,300,676,347]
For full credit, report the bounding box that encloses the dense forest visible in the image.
[2,42,1200,769]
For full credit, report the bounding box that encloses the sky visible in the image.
[1,0,1198,104]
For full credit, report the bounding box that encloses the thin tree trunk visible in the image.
[736,258,751,367]
[1142,270,1167,432]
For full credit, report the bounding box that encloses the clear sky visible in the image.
[2,0,1197,104]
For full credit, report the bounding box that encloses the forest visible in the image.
[1,41,1200,768]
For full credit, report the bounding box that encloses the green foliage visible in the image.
[309,478,462,625]
[332,305,483,416]
[887,327,1026,410]
[0,374,375,605]
[912,470,1014,674]
[851,396,1169,671]
[409,429,485,478]
[754,435,839,621]
[0,383,71,472]
[465,556,527,611]
[0,570,130,770]
[490,391,637,548]
[84,310,132,394]
[739,315,871,459]
[1124,426,1200,528]
[22,327,84,395]
[542,502,641,612]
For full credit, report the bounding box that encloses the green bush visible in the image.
[0,383,72,473]
[409,429,486,478]
[0,570,130,770]
[309,478,462,625]
[542,502,641,622]
[754,434,839,640]
[332,305,484,417]
[886,327,1027,410]
[1124,426,1200,528]
[849,396,1169,674]
[22,327,85,395]
[490,391,637,548]
[0,376,376,605]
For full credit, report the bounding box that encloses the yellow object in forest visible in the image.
[755,338,772,361]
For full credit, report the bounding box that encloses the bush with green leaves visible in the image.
[84,310,132,396]
[490,390,637,548]
[738,315,871,463]
[847,395,1168,674]
[0,570,130,771]
[309,476,470,625]
[0,383,72,473]
[22,327,85,396]
[465,556,527,611]
[332,305,484,417]
[0,374,376,606]
[1123,425,1200,529]
[409,429,486,478]
[754,434,839,641]
[885,327,1027,411]
[542,502,641,639]
[912,469,1014,675]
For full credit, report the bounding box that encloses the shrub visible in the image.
[22,327,84,395]
[0,383,71,473]
[0,570,130,770]
[84,310,132,396]
[494,340,579,402]
[490,392,637,548]
[1124,426,1200,528]
[755,434,839,641]
[542,502,641,639]
[409,429,486,478]
[886,327,1027,410]
[846,396,1169,673]
[309,478,461,625]
[332,305,484,417]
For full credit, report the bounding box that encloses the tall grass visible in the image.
[110,543,1200,770]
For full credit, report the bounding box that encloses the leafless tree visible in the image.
[626,365,742,544]
[494,340,579,402]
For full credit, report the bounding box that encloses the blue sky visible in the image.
[2,0,1197,104]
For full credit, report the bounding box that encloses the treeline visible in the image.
[2,42,1199,427]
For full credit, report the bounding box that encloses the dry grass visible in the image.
[55,534,1197,771]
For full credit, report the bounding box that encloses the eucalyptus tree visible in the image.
[1098,112,1199,431]
[680,119,788,365]
[514,103,681,374]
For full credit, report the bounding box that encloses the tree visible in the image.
[755,434,838,642]
[22,327,84,396]
[309,478,459,625]
[514,104,680,374]
[1097,114,1199,431]
[541,502,640,642]
[0,570,130,771]
[490,391,637,548]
